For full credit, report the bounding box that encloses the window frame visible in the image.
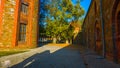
[21,3,29,15]
[18,23,27,42]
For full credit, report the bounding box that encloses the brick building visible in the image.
[0,0,39,48]
[82,0,120,63]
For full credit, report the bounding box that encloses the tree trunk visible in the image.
[70,39,72,44]
[66,39,69,44]
[53,38,57,43]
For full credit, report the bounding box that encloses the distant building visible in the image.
[0,0,39,48]
[82,0,120,63]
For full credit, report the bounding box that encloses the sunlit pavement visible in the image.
[1,44,120,68]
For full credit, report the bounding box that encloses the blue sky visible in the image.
[72,0,91,17]
[80,0,91,16]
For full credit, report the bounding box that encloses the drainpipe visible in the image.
[100,0,106,58]
[112,3,118,63]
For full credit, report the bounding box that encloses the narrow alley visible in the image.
[0,0,120,68]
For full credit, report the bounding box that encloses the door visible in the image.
[95,22,102,54]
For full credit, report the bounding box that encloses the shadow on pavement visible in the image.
[11,45,85,68]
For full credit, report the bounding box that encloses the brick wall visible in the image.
[0,0,16,47]
[82,0,120,63]
[0,0,39,48]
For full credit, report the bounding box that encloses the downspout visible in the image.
[112,1,118,63]
[100,0,106,58]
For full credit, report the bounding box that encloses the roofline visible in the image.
[82,0,94,27]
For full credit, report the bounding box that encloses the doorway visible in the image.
[112,0,120,63]
[95,21,102,54]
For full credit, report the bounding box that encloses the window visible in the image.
[19,24,27,42]
[21,3,28,14]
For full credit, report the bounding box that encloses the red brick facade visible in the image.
[0,0,39,48]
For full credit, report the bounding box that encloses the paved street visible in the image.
[0,44,120,68]
[11,44,85,68]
